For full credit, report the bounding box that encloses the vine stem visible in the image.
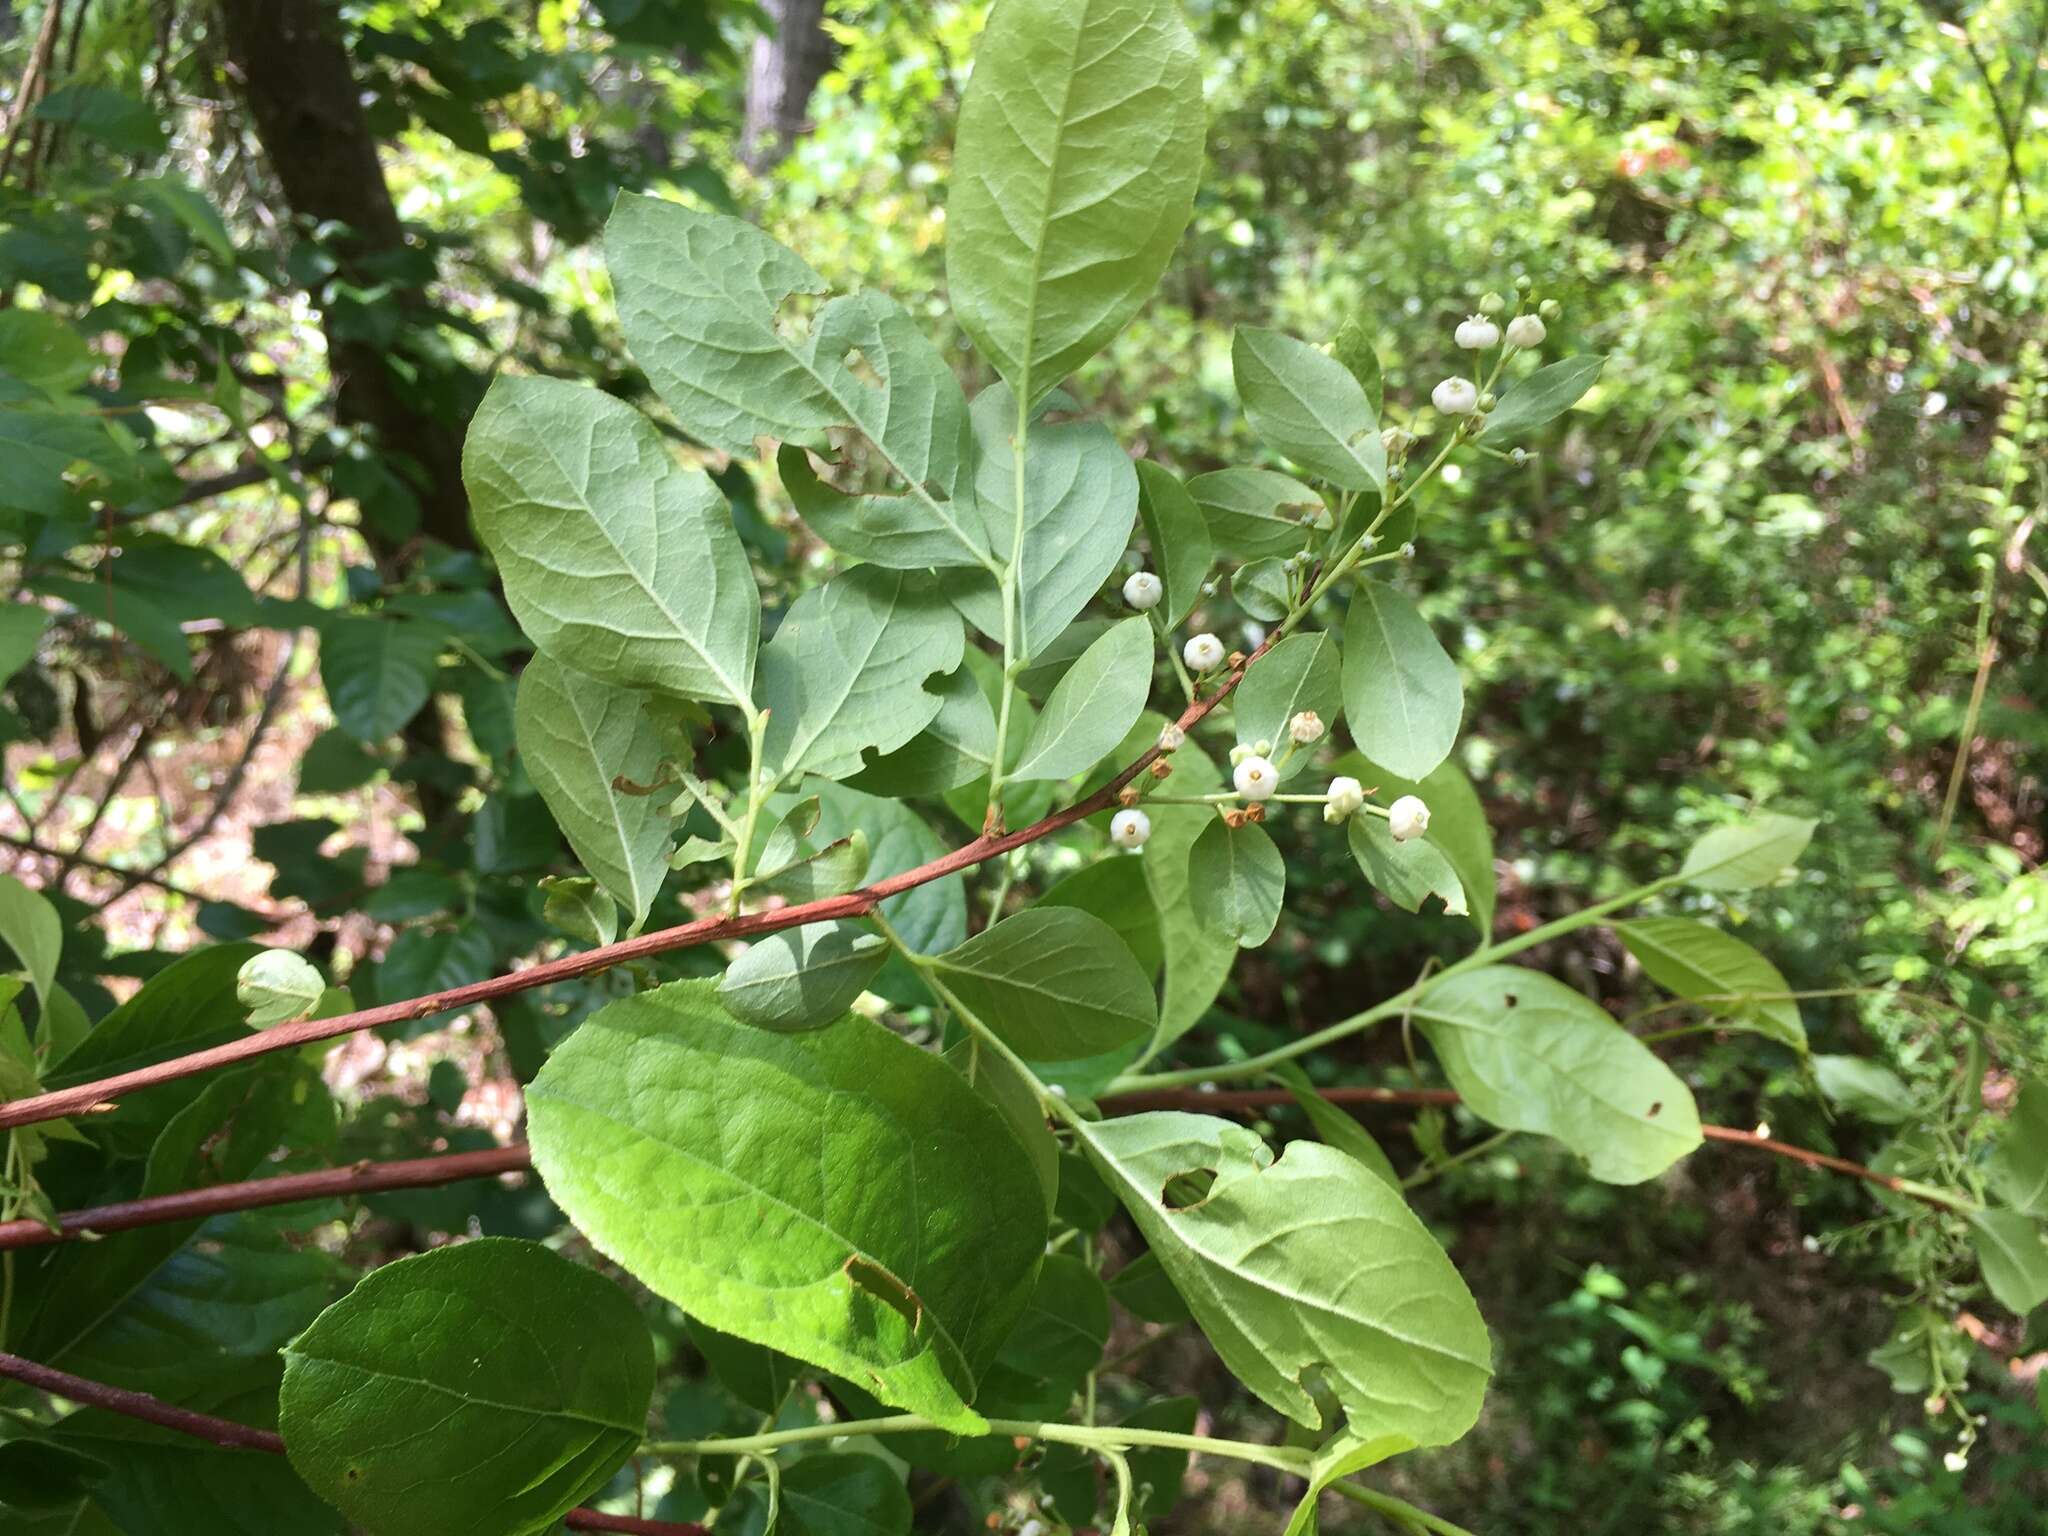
[0,1350,708,1534]
[643,1412,1312,1477]
[0,635,1278,1134]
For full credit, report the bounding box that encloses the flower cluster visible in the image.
[1431,286,1562,421]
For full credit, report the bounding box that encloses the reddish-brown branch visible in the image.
[0,1350,708,1534]
[0,654,1269,1133]
[0,1144,532,1250]
[1105,1086,1957,1210]
[0,1087,1958,1255]
[0,1350,284,1453]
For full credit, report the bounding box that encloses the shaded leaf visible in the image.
[1479,354,1606,440]
[280,1239,652,1536]
[1011,616,1154,782]
[1186,816,1285,948]
[1232,328,1385,492]
[1135,461,1212,627]
[1615,916,1804,1049]
[927,907,1156,1061]
[719,921,888,1033]
[1676,812,1817,891]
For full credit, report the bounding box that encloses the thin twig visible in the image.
[0,642,1275,1132]
[0,1351,707,1534]
[0,1082,1978,1252]
[0,1144,532,1250]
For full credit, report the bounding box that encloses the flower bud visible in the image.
[1388,794,1431,842]
[1229,742,1254,766]
[1381,425,1417,455]
[1288,710,1325,744]
[1110,808,1152,850]
[1157,722,1186,752]
[1232,755,1278,800]
[1454,314,1501,350]
[1183,632,1225,672]
[1387,461,1405,482]
[1400,542,1416,559]
[1323,775,1365,822]
[1123,570,1163,610]
[1539,298,1561,320]
[1505,314,1546,349]
[1943,1450,1968,1474]
[1478,291,1506,315]
[1253,739,1272,757]
[1515,275,1534,293]
[1509,447,1531,466]
[1478,391,1497,411]
[1431,376,1479,416]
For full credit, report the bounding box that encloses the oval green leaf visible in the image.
[1186,816,1285,948]
[1615,916,1804,1049]
[926,907,1156,1061]
[525,981,1047,1432]
[1413,967,1702,1184]
[719,920,889,1034]
[1010,616,1154,782]
[1231,327,1386,492]
[1341,580,1462,781]
[279,1238,653,1536]
[1074,1111,1491,1445]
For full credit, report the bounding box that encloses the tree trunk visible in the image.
[742,0,835,170]
[214,0,472,555]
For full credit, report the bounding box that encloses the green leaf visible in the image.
[927,907,1156,1060]
[1234,633,1340,780]
[540,876,618,948]
[464,375,759,708]
[1186,817,1285,947]
[719,921,888,1033]
[31,85,166,155]
[1231,328,1386,492]
[1281,1433,1416,1536]
[1479,354,1606,440]
[685,1316,800,1417]
[0,310,95,394]
[1074,1112,1490,1443]
[515,654,675,931]
[0,603,50,682]
[318,616,443,743]
[1271,1061,1400,1188]
[1230,557,1292,622]
[59,1213,339,1402]
[1188,468,1327,560]
[46,943,261,1089]
[1342,581,1462,781]
[946,0,1204,406]
[1988,1080,2048,1216]
[606,195,987,570]
[0,871,61,1005]
[1348,815,1467,916]
[1413,967,1702,1184]
[1341,754,1495,936]
[525,981,1047,1431]
[753,833,871,903]
[759,566,965,781]
[952,385,1139,659]
[1135,461,1213,627]
[777,1452,914,1536]
[53,1419,343,1536]
[1036,856,1163,978]
[1812,1055,1915,1123]
[843,663,998,797]
[1676,812,1818,891]
[1011,616,1154,782]
[280,1239,652,1536]
[234,949,323,1027]
[1615,917,1805,1049]
[132,176,235,264]
[0,409,123,517]
[1330,317,1383,417]
[997,1251,1110,1388]
[1969,1210,2048,1316]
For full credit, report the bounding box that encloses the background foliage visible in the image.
[1,0,2044,1530]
